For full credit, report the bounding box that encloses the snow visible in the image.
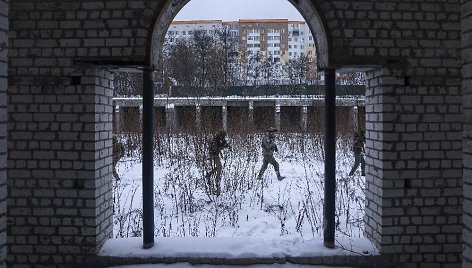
[101,236,375,267]
[101,236,376,258]
[106,132,375,265]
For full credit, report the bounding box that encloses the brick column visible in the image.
[0,0,8,266]
[364,66,463,267]
[462,1,472,267]
[7,65,114,266]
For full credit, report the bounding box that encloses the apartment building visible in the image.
[166,20,224,43]
[166,19,316,65]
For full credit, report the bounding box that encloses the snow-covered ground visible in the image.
[113,132,365,240]
[102,132,373,267]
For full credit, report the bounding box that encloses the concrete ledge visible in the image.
[98,237,385,267]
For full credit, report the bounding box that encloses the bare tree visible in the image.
[163,37,197,87]
[192,30,214,88]
[114,72,143,97]
[215,26,239,87]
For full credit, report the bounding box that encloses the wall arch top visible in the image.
[148,0,332,71]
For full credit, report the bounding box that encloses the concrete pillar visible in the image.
[248,101,254,127]
[196,104,202,132]
[118,106,126,131]
[113,104,121,133]
[222,105,227,131]
[139,104,143,122]
[351,106,359,130]
[301,106,308,131]
[275,104,281,130]
[165,104,177,132]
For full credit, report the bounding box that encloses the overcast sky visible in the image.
[174,0,304,21]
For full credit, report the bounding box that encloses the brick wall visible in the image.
[462,1,472,267]
[365,63,463,267]
[4,0,467,267]
[0,0,7,267]
[6,0,144,265]
[7,64,114,266]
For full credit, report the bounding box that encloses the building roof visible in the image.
[172,20,223,25]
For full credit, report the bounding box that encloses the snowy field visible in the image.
[113,131,365,240]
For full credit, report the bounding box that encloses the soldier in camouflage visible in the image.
[349,129,365,176]
[256,127,284,181]
[205,130,230,196]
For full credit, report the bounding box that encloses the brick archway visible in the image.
[4,0,466,267]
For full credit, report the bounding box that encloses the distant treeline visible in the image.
[165,84,366,97]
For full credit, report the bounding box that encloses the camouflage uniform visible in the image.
[206,130,229,196]
[113,135,125,180]
[257,127,284,181]
[349,131,365,176]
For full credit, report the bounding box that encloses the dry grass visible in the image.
[113,106,365,238]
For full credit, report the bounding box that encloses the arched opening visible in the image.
[110,0,369,258]
[149,0,331,71]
